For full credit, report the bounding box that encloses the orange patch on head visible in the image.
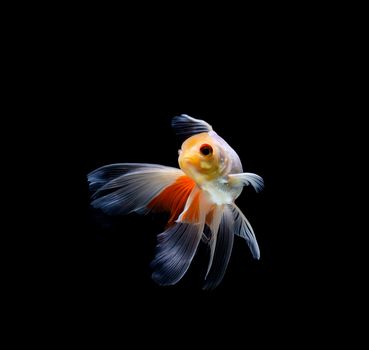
[148,176,196,226]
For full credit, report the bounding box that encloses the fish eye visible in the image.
[200,144,213,156]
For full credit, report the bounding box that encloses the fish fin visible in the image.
[178,190,201,223]
[151,189,210,285]
[87,163,184,216]
[201,225,212,243]
[148,175,196,226]
[228,172,264,193]
[231,204,260,259]
[172,114,213,138]
[203,205,235,290]
[204,205,223,278]
[177,186,211,224]
[151,221,204,285]
[88,163,176,193]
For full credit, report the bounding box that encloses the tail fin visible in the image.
[151,221,204,285]
[88,163,261,289]
[151,187,207,285]
[203,204,260,290]
[88,163,206,286]
[231,204,260,259]
[203,205,234,290]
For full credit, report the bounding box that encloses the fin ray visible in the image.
[203,205,235,290]
[228,172,264,193]
[87,163,184,216]
[172,114,213,138]
[231,204,260,259]
[151,222,204,285]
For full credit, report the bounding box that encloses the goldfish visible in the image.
[88,115,263,289]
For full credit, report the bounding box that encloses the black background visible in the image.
[34,10,359,342]
[65,57,328,308]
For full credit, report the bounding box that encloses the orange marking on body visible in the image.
[181,191,200,223]
[205,206,216,226]
[148,176,196,226]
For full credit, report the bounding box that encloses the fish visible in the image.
[88,115,264,289]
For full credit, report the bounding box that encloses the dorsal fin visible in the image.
[171,114,213,138]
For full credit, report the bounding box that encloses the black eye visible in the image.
[200,144,213,156]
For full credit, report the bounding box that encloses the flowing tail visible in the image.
[88,163,204,285]
[202,204,260,290]
[88,163,260,288]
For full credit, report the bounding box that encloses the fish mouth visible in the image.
[179,156,196,174]
[180,156,194,166]
[182,157,195,168]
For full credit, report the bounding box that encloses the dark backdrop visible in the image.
[64,64,327,305]
[47,20,349,340]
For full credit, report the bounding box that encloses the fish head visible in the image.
[178,132,232,184]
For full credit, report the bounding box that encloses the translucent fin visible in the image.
[88,163,175,192]
[231,204,260,259]
[203,205,235,290]
[228,172,264,193]
[87,163,184,216]
[151,222,204,285]
[151,188,209,285]
[172,114,213,137]
[201,225,212,243]
[205,206,223,278]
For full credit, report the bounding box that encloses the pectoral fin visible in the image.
[228,172,264,193]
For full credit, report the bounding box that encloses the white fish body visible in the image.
[88,115,263,289]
